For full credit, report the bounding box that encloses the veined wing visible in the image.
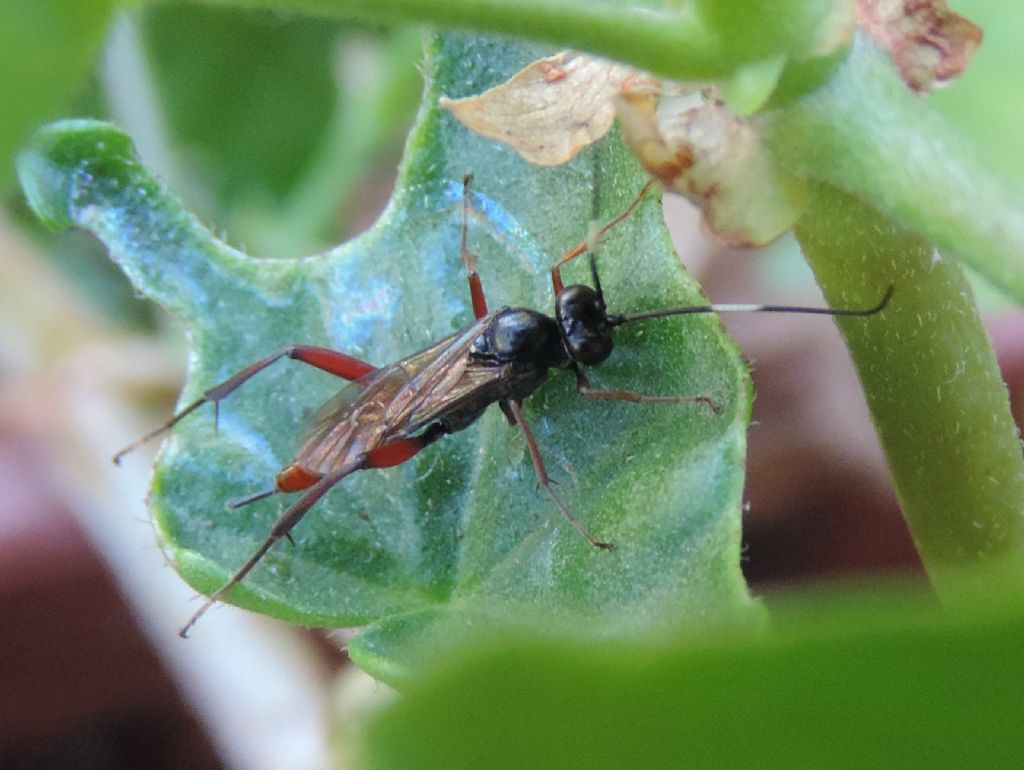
[293,313,508,474]
[383,312,507,429]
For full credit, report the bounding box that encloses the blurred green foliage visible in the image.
[359,580,1024,769]
[139,6,342,209]
[931,0,1024,185]
[3,3,421,320]
[0,0,117,191]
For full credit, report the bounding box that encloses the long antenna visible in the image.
[589,252,604,303]
[551,179,656,294]
[611,286,894,326]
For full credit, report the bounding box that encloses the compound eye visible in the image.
[556,285,614,366]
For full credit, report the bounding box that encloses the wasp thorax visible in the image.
[485,308,565,368]
[556,284,614,366]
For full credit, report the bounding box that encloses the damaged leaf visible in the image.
[444,53,803,246]
[856,0,982,92]
[615,88,806,246]
[442,3,983,247]
[440,51,655,166]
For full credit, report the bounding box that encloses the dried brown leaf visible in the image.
[443,52,804,245]
[856,0,982,92]
[615,89,805,246]
[440,51,655,166]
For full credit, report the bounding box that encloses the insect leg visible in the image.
[460,174,489,319]
[227,463,325,511]
[550,178,656,295]
[573,366,720,413]
[506,399,613,551]
[178,457,363,638]
[113,345,377,464]
[227,486,277,509]
[228,423,446,519]
[498,399,516,426]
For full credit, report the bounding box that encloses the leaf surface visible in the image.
[18,34,753,683]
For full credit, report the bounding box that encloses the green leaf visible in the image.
[355,581,1024,769]
[18,35,753,683]
[135,5,420,256]
[138,4,343,209]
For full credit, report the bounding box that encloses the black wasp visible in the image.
[116,177,891,636]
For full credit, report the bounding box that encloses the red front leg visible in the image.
[460,175,489,319]
[113,345,377,463]
[549,179,655,296]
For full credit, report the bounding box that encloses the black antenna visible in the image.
[589,252,604,304]
[611,286,894,326]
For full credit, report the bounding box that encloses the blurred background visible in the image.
[2,2,1022,768]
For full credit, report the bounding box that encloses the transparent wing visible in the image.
[293,314,508,474]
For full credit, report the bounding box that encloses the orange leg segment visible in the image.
[461,175,489,319]
[549,179,655,297]
[179,457,363,638]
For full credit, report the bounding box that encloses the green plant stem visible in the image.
[795,183,1024,596]
[763,36,1024,305]
[197,0,847,81]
